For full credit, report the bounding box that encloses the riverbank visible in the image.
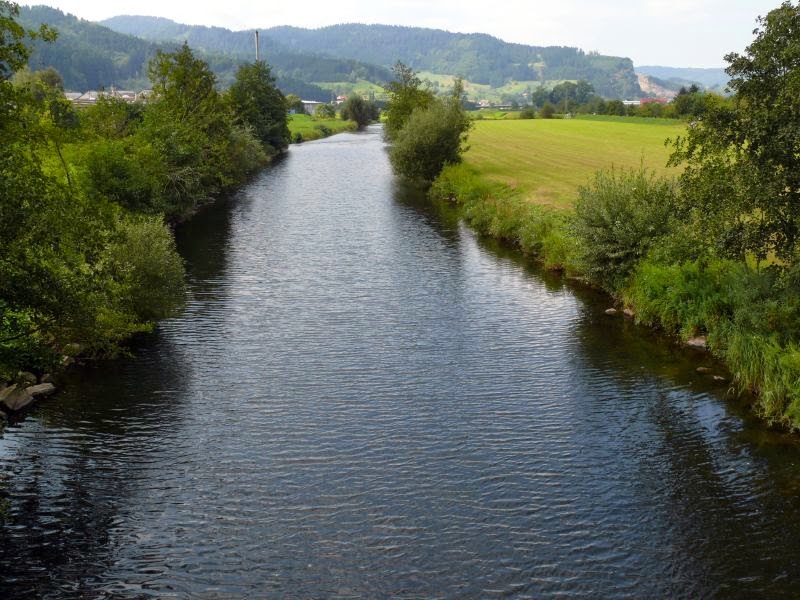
[431,120,800,431]
[288,113,358,143]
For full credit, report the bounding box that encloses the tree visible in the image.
[382,62,435,141]
[340,94,378,128]
[670,1,800,264]
[389,80,472,181]
[227,60,290,152]
[315,103,336,119]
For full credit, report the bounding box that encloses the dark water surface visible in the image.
[3,126,800,598]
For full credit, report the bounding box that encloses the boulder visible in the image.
[0,385,34,412]
[713,375,727,383]
[17,371,37,387]
[686,336,708,350]
[696,367,712,374]
[40,373,55,384]
[605,308,618,316]
[623,308,635,318]
[27,383,56,399]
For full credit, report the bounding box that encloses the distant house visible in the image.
[67,88,153,106]
[301,100,324,115]
[335,95,347,105]
[622,100,641,107]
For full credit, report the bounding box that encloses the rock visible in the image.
[40,373,55,384]
[686,336,708,350]
[0,385,33,412]
[16,371,36,387]
[63,343,83,356]
[61,356,75,367]
[713,375,727,383]
[696,367,712,374]
[26,383,56,399]
[623,308,635,318]
[605,308,618,316]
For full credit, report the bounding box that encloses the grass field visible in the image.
[288,114,357,142]
[463,117,686,208]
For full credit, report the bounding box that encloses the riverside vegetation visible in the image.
[385,1,800,431]
[0,2,294,391]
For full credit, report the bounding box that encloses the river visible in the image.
[2,126,800,598]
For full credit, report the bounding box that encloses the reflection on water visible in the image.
[2,125,800,598]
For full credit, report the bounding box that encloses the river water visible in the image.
[3,126,800,598]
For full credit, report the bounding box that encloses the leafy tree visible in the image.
[227,60,290,152]
[340,94,379,128]
[382,62,434,141]
[389,80,472,181]
[670,1,800,264]
[539,102,555,119]
[315,103,336,119]
[284,93,304,113]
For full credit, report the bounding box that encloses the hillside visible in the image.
[18,7,382,100]
[102,17,642,99]
[635,65,729,92]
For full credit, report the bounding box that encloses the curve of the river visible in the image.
[2,126,800,598]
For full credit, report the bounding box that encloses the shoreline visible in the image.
[429,163,795,433]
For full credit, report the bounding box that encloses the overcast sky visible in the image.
[28,0,780,67]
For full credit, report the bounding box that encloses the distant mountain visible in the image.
[101,15,392,85]
[102,17,641,99]
[17,7,377,100]
[635,66,729,91]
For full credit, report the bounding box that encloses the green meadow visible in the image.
[288,114,358,142]
[463,117,686,208]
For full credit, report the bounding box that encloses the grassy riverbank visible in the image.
[288,114,358,142]
[431,118,800,431]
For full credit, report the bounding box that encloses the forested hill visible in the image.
[103,16,641,99]
[17,7,386,100]
[263,24,641,98]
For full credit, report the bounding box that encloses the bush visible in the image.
[572,167,679,293]
[539,102,555,119]
[340,95,379,128]
[103,216,186,323]
[519,107,536,119]
[389,97,472,181]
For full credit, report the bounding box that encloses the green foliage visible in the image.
[0,11,273,380]
[670,1,800,264]
[315,103,336,119]
[102,216,185,322]
[339,94,379,128]
[227,60,290,151]
[389,89,472,181]
[539,102,555,119]
[572,168,679,293]
[382,62,435,141]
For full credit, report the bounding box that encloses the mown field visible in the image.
[288,114,357,142]
[463,117,686,208]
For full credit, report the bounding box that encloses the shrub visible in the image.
[572,167,679,293]
[389,97,472,181]
[539,102,555,119]
[519,107,536,119]
[103,216,186,323]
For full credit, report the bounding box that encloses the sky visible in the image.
[28,0,782,67]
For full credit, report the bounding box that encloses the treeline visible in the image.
[0,2,289,381]
[429,1,800,430]
[510,81,725,120]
